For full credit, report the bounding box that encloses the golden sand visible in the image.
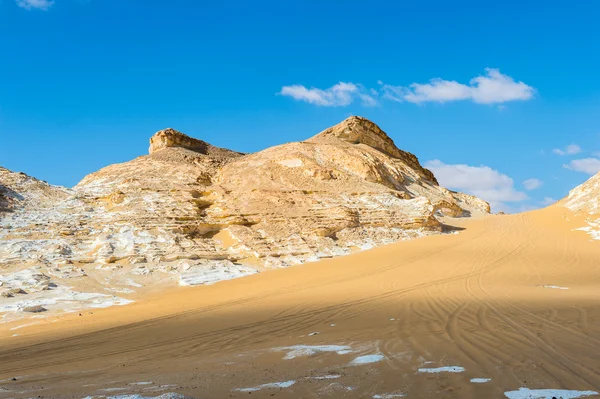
[1,206,599,398]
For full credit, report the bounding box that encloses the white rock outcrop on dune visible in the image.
[561,172,600,214]
[560,172,600,240]
[0,117,490,320]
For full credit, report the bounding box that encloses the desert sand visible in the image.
[1,205,599,399]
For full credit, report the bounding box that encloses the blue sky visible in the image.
[1,1,600,212]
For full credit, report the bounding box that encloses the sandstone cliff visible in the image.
[0,117,489,320]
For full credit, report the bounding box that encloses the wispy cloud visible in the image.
[279,82,376,107]
[424,160,528,213]
[553,144,581,155]
[16,0,54,10]
[281,69,535,107]
[383,69,535,104]
[523,178,542,191]
[564,158,600,175]
[541,197,557,206]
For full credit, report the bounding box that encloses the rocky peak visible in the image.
[308,116,401,156]
[307,116,438,185]
[148,128,244,163]
[149,128,212,155]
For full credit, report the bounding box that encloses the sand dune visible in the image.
[1,206,600,398]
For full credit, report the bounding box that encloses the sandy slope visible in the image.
[1,206,600,399]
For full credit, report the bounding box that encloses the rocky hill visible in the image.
[0,117,489,320]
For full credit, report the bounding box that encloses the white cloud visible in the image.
[16,0,54,10]
[383,80,470,103]
[563,158,600,175]
[425,160,528,212]
[382,68,535,104]
[553,144,581,155]
[541,197,557,206]
[280,68,534,107]
[358,93,378,107]
[279,82,376,107]
[523,178,542,191]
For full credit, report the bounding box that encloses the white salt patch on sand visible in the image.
[308,332,319,336]
[179,263,258,286]
[574,220,600,240]
[125,279,143,288]
[471,378,491,383]
[373,394,406,398]
[542,285,569,290]
[0,284,132,323]
[310,375,341,380]
[107,394,188,399]
[69,292,133,308]
[357,243,376,250]
[275,345,353,359]
[142,385,177,393]
[91,394,187,399]
[350,354,385,365]
[504,388,598,399]
[235,380,296,392]
[9,322,39,330]
[130,382,153,385]
[418,366,465,373]
[105,287,136,294]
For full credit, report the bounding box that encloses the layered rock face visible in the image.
[0,117,489,319]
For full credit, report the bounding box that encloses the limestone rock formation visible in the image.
[307,116,439,184]
[0,117,490,320]
[0,167,70,212]
[149,127,243,160]
[560,172,600,240]
[561,172,600,214]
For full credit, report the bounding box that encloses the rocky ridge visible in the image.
[0,117,489,321]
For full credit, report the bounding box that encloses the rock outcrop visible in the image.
[0,167,70,212]
[559,172,600,241]
[149,127,243,160]
[307,116,439,184]
[560,172,600,215]
[0,117,489,319]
